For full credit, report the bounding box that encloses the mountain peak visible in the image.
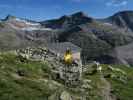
[5,14,17,21]
[41,11,93,29]
[60,15,70,20]
[71,11,88,17]
[104,10,133,32]
[114,10,133,15]
[110,10,133,19]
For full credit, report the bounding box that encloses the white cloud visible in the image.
[106,0,128,7]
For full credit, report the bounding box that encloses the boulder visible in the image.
[60,91,72,100]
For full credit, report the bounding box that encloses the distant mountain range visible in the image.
[1,10,133,66]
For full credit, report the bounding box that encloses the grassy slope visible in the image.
[0,53,57,100]
[83,64,133,100]
[0,53,133,100]
[101,64,133,100]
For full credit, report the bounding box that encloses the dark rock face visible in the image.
[104,11,133,32]
[111,43,133,66]
[94,55,119,64]
[56,21,133,64]
[40,12,93,29]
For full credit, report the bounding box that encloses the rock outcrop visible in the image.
[16,46,83,87]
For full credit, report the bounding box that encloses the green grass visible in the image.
[82,65,103,100]
[0,53,133,100]
[0,53,56,100]
[102,64,133,100]
[82,64,133,100]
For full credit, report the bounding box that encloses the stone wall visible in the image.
[16,47,48,61]
[60,62,82,87]
[16,47,82,87]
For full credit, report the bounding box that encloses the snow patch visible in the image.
[103,22,112,26]
[15,18,40,26]
[21,27,52,31]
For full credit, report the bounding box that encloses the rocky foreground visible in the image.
[0,51,133,100]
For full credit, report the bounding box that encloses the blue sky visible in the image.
[0,0,132,21]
